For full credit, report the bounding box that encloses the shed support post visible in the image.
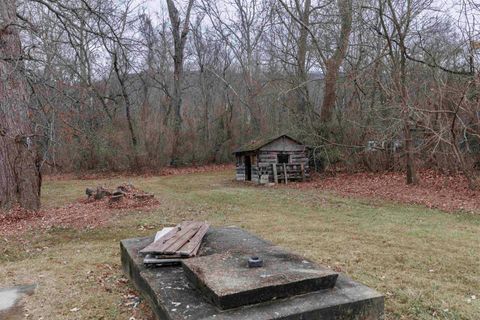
[301,164,305,181]
[283,163,288,184]
[273,164,278,184]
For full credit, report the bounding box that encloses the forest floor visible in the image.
[301,169,480,213]
[1,168,479,319]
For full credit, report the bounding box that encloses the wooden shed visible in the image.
[234,134,310,184]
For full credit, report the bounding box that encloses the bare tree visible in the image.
[165,0,195,165]
[320,0,352,122]
[0,0,41,210]
[199,0,271,134]
[376,0,424,184]
[278,0,353,123]
[272,0,314,125]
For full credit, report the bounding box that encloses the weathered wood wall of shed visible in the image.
[260,136,306,152]
[236,164,245,181]
[235,155,245,181]
[236,166,260,182]
[257,150,310,182]
[235,154,260,182]
[258,151,309,167]
[251,165,259,183]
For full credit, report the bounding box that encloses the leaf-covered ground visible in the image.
[1,168,479,319]
[301,169,480,213]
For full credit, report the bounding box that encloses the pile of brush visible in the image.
[85,183,155,206]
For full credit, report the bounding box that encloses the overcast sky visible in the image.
[139,0,464,19]
[137,0,477,40]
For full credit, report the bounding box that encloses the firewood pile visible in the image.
[85,183,155,207]
[140,221,210,267]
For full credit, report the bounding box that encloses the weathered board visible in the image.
[140,221,210,258]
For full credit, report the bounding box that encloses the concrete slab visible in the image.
[121,227,384,320]
[182,249,338,309]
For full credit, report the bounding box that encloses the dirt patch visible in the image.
[291,170,480,213]
[0,184,159,237]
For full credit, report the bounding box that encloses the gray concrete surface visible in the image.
[121,227,384,320]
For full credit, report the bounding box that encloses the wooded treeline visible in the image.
[1,0,480,209]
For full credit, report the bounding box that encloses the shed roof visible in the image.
[234,134,306,154]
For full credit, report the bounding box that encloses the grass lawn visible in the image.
[1,169,479,319]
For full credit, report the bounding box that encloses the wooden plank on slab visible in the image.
[148,253,184,259]
[190,240,202,257]
[177,223,210,256]
[162,222,203,254]
[140,221,198,254]
[140,221,209,258]
[140,224,183,254]
[143,255,182,267]
[163,228,200,254]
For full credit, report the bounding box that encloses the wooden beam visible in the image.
[301,164,305,181]
[283,163,288,184]
[273,163,278,184]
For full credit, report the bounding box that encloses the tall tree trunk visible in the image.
[449,93,480,190]
[199,66,210,147]
[0,0,41,211]
[170,61,183,165]
[166,0,194,166]
[320,59,341,122]
[379,0,419,185]
[403,122,418,184]
[399,38,418,185]
[112,52,137,149]
[319,0,352,122]
[295,0,312,123]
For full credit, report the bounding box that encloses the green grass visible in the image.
[1,170,479,319]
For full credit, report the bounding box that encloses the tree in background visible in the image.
[165,0,195,165]
[2,0,480,201]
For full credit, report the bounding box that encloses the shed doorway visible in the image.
[245,156,252,181]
